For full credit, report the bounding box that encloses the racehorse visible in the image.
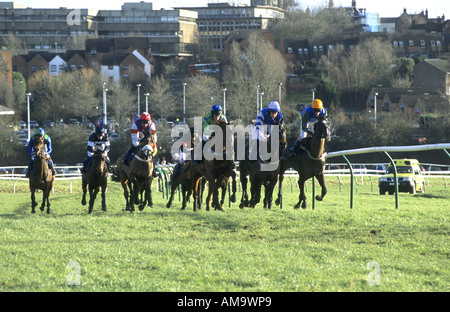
[166,160,194,211]
[116,132,155,212]
[239,122,286,209]
[191,119,236,212]
[81,150,108,214]
[29,136,55,214]
[275,115,330,209]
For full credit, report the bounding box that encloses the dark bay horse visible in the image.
[81,151,108,214]
[191,119,236,212]
[29,136,55,214]
[166,160,194,211]
[239,123,286,209]
[116,133,155,212]
[276,115,330,209]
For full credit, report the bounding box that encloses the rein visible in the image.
[134,154,153,162]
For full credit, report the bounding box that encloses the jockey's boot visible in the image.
[122,145,135,166]
[81,157,90,173]
[288,140,301,158]
[48,160,56,176]
[153,167,160,178]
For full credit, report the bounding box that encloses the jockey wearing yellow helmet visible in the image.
[289,99,328,156]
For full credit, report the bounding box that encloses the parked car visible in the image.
[412,134,427,144]
[81,119,94,129]
[54,163,68,175]
[19,121,26,129]
[67,118,80,126]
[379,159,425,195]
[29,120,39,128]
[42,120,54,127]
[0,168,10,174]
[367,164,387,175]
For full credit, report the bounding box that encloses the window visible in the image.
[31,65,37,72]
[399,41,404,47]
[91,49,97,55]
[70,64,76,70]
[430,40,435,46]
[328,45,333,50]
[122,65,128,69]
[287,47,292,53]
[420,40,425,46]
[408,40,414,46]
[304,48,308,54]
[319,45,323,51]
[393,41,398,47]
[313,46,318,52]
[298,48,302,55]
[51,65,57,72]
[436,40,441,46]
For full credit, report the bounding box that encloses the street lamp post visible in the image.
[26,93,31,141]
[278,82,282,105]
[136,84,141,115]
[182,82,186,123]
[144,93,149,112]
[222,88,227,115]
[256,85,260,115]
[311,88,316,101]
[259,92,264,111]
[102,82,107,126]
[373,92,378,129]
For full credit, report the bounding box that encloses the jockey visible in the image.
[289,98,328,156]
[250,100,285,158]
[26,128,56,176]
[193,104,228,164]
[202,104,228,142]
[81,126,112,173]
[122,112,157,166]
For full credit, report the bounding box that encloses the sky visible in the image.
[6,0,449,18]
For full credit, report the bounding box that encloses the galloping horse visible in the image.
[29,136,55,214]
[276,115,330,209]
[191,119,236,211]
[166,160,193,211]
[81,150,108,214]
[239,123,286,209]
[116,132,155,212]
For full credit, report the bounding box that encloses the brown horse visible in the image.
[239,122,286,209]
[116,133,155,212]
[276,115,330,209]
[191,119,236,212]
[81,151,108,214]
[29,136,55,214]
[166,160,194,210]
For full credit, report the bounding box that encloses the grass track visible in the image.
[0,178,448,292]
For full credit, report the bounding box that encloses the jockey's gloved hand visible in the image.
[307,130,314,136]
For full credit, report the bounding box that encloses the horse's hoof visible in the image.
[315,195,323,201]
[47,209,51,214]
[230,195,236,203]
[302,204,307,209]
[40,206,45,212]
[31,209,35,214]
[102,207,107,212]
[81,200,86,206]
[239,203,244,209]
[294,203,300,209]
[166,203,171,208]
[275,198,280,206]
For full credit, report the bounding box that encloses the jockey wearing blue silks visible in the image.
[26,128,56,176]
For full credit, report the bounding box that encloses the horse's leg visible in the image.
[296,177,308,209]
[81,176,87,206]
[275,173,284,206]
[40,188,46,212]
[315,173,327,201]
[249,177,261,208]
[30,186,37,214]
[266,179,277,209]
[88,186,99,214]
[121,182,130,211]
[166,179,178,208]
[239,175,247,208]
[101,181,107,212]
[45,185,52,214]
[147,181,154,208]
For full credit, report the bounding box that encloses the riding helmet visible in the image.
[267,101,280,112]
[311,99,323,109]
[34,128,45,136]
[140,112,151,121]
[211,104,222,114]
[96,126,106,135]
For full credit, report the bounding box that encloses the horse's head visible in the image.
[313,116,330,140]
[33,135,45,156]
[92,152,107,174]
[137,131,155,161]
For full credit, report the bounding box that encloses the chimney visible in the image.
[352,0,356,8]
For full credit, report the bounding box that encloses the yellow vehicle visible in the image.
[378,159,425,195]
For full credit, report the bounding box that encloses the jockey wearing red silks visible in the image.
[122,112,157,166]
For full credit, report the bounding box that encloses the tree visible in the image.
[222,32,287,123]
[319,38,394,97]
[185,74,221,118]
[146,75,177,120]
